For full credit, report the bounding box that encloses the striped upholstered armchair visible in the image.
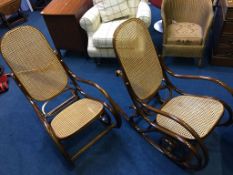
[161,0,214,66]
[80,0,151,59]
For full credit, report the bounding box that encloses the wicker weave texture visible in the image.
[51,98,104,139]
[114,19,163,100]
[1,26,68,101]
[157,95,224,139]
[161,0,213,58]
[0,0,20,15]
[162,0,213,29]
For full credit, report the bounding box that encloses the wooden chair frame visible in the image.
[113,18,233,170]
[1,29,122,164]
[0,0,26,28]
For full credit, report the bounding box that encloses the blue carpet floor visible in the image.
[1,6,233,175]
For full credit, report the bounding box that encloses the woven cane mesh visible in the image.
[157,95,224,140]
[1,26,68,101]
[114,19,163,100]
[51,98,104,139]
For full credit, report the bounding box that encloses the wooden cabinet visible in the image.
[29,0,51,10]
[41,0,92,55]
[212,0,233,66]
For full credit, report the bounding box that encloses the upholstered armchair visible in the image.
[80,0,151,59]
[161,0,214,66]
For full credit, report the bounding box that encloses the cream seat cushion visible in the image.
[93,19,127,48]
[157,95,224,140]
[166,22,203,45]
[51,98,104,139]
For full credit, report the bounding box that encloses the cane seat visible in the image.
[51,98,104,139]
[157,95,224,139]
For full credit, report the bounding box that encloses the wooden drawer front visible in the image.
[214,44,233,57]
[222,22,233,34]
[226,9,233,20]
[219,35,233,46]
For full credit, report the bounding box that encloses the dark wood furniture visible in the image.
[29,0,51,11]
[41,0,92,55]
[0,0,26,28]
[212,0,233,66]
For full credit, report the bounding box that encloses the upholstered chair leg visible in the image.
[196,57,204,67]
[94,58,101,65]
[0,14,10,29]
[3,17,11,29]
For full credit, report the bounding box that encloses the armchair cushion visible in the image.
[92,19,127,48]
[95,0,130,22]
[166,22,203,45]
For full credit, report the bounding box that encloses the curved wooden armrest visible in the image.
[163,64,233,95]
[71,73,122,127]
[141,103,202,141]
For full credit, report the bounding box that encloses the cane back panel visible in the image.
[113,18,163,100]
[1,26,68,101]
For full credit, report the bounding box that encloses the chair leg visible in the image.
[0,10,27,29]
[18,10,27,22]
[71,123,115,161]
[0,15,12,29]
[196,57,204,67]
[94,58,101,65]
[51,137,74,165]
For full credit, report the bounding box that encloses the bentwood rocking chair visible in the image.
[0,26,122,164]
[113,18,233,170]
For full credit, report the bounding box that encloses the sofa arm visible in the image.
[79,6,101,33]
[202,14,213,45]
[136,1,151,27]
